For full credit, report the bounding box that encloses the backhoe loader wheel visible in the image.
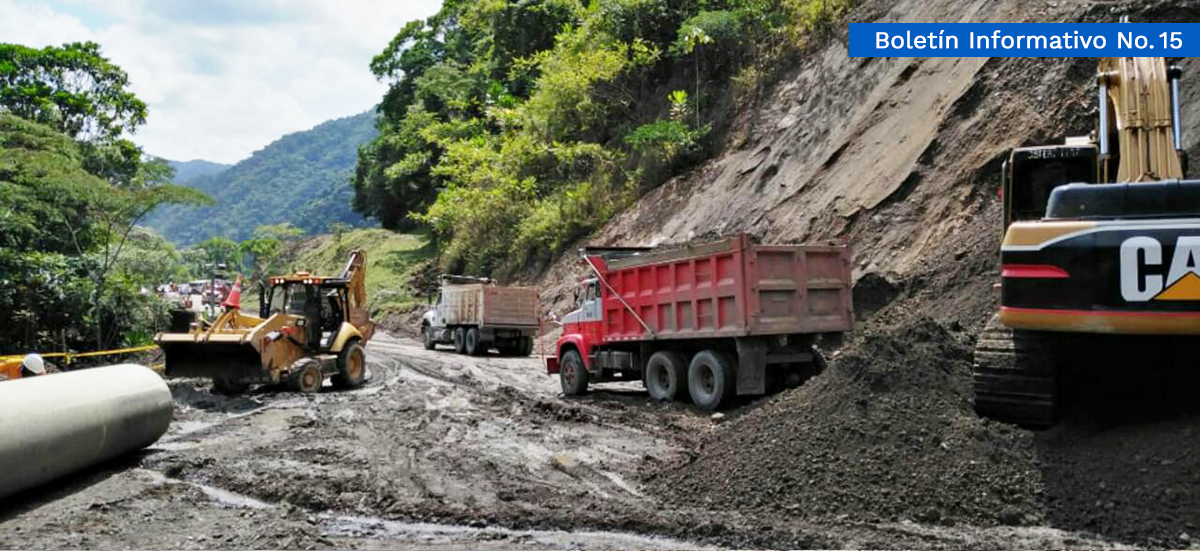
[465,327,484,356]
[422,325,436,350]
[453,327,466,354]
[332,340,367,389]
[212,377,249,395]
[560,349,589,396]
[287,359,323,393]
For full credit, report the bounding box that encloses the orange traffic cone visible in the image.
[222,275,243,310]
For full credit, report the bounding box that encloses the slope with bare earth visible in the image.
[541,0,1200,546]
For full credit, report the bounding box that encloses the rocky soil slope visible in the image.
[538,0,1200,546]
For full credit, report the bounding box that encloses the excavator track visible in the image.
[972,313,1058,428]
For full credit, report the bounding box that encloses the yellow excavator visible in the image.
[975,50,1194,427]
[155,250,375,393]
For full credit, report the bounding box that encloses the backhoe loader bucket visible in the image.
[159,339,265,383]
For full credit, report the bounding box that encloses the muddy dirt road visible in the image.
[0,332,1127,549]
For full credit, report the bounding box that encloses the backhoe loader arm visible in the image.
[340,249,375,342]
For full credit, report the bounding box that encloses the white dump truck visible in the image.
[421,275,539,356]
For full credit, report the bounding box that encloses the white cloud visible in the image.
[0,0,441,163]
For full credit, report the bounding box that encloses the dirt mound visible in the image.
[651,319,1042,526]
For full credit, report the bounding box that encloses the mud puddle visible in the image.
[319,514,715,550]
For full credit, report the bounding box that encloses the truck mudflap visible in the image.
[545,355,560,375]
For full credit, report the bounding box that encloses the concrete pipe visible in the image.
[0,364,172,499]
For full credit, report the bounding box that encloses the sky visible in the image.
[0,0,442,164]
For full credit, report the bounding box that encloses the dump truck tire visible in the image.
[332,340,366,389]
[453,327,466,354]
[689,350,735,411]
[465,327,484,356]
[212,377,249,395]
[645,351,687,402]
[519,336,534,357]
[287,359,323,393]
[422,326,436,350]
[560,349,589,396]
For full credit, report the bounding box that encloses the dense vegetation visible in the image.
[143,111,378,245]
[0,42,207,352]
[354,0,851,277]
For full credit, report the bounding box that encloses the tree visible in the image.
[239,223,303,280]
[66,154,210,348]
[1,40,214,348]
[194,237,242,271]
[0,42,147,140]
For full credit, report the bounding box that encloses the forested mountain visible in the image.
[144,111,378,245]
[168,159,230,182]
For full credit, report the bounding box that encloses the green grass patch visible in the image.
[276,228,432,316]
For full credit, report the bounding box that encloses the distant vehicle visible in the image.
[421,275,539,356]
[545,234,853,410]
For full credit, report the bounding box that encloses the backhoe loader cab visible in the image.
[156,250,375,394]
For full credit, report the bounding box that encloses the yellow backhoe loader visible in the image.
[976,47,1196,426]
[155,250,375,393]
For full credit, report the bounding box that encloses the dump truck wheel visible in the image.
[212,377,249,395]
[519,336,534,357]
[287,359,323,393]
[453,327,466,354]
[560,349,589,396]
[688,350,735,411]
[645,351,687,402]
[422,325,436,350]
[465,327,484,356]
[332,340,367,389]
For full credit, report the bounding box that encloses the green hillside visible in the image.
[168,159,230,182]
[144,110,378,245]
[276,228,432,316]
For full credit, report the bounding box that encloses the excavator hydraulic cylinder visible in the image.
[0,364,172,499]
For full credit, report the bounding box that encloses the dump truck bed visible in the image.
[442,284,539,328]
[594,235,852,342]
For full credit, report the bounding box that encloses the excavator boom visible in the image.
[1098,56,1185,182]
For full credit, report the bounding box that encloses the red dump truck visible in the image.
[546,234,853,410]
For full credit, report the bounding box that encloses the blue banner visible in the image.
[849,23,1200,57]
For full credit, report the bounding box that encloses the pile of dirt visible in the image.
[650,319,1043,527]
